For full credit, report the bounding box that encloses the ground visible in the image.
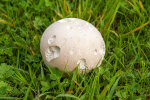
[0,0,150,100]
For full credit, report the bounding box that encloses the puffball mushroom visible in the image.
[40,18,105,73]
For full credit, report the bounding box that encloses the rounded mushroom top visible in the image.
[40,18,105,73]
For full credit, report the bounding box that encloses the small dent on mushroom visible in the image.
[94,49,98,55]
[77,58,87,69]
[48,35,56,45]
[102,44,105,50]
[45,46,60,62]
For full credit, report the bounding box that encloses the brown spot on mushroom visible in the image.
[45,46,60,62]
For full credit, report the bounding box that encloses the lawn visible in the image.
[0,0,150,100]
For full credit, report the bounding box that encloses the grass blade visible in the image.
[0,97,21,100]
[54,10,63,18]
[121,21,150,37]
[24,84,31,100]
[99,70,122,100]
[54,94,80,100]
[107,76,121,99]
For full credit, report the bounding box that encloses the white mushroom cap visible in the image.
[40,18,105,73]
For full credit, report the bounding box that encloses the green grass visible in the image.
[0,0,150,99]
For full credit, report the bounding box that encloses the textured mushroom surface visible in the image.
[40,18,105,73]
